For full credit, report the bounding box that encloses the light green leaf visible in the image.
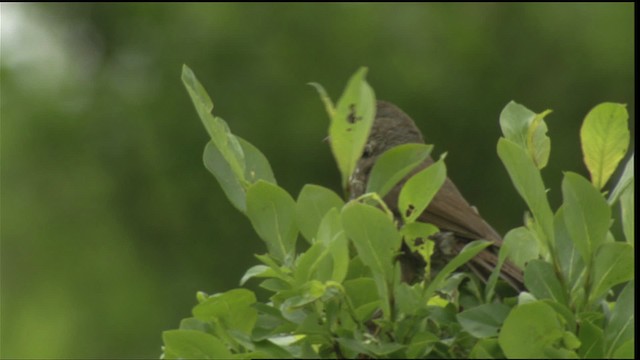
[501,226,540,270]
[456,303,511,338]
[239,136,276,185]
[329,67,376,189]
[308,82,335,118]
[295,184,344,243]
[340,202,401,283]
[604,281,634,358]
[590,243,633,303]
[527,109,552,169]
[341,202,401,319]
[192,289,257,336]
[608,154,634,205]
[612,339,634,359]
[398,156,446,223]
[203,140,246,212]
[499,301,565,358]
[499,101,536,147]
[366,143,433,198]
[580,103,629,189]
[524,260,567,305]
[240,265,278,285]
[497,137,554,248]
[246,181,298,263]
[620,183,634,246]
[562,172,611,263]
[406,332,438,358]
[294,241,331,285]
[316,208,349,283]
[162,329,231,359]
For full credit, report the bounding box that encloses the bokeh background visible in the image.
[0,3,634,358]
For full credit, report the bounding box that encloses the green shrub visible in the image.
[161,66,634,359]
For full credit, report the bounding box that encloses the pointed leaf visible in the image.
[295,185,344,243]
[399,156,446,223]
[366,143,433,198]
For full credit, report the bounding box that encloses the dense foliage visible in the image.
[161,67,634,359]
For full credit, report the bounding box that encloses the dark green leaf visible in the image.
[246,181,298,263]
[406,332,438,358]
[456,303,511,338]
[578,320,604,359]
[366,143,433,198]
[469,338,504,359]
[423,240,492,300]
[554,207,586,298]
[295,184,344,243]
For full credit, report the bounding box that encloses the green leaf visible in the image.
[604,281,634,357]
[316,208,349,283]
[562,172,611,263]
[294,241,332,285]
[580,103,629,189]
[590,243,633,303]
[163,329,232,359]
[239,136,276,185]
[341,202,400,319]
[246,181,298,263]
[240,265,278,285]
[499,301,565,358]
[612,339,634,359]
[192,289,257,336]
[423,240,493,300]
[329,67,376,189]
[524,260,568,305]
[366,143,433,198]
[498,101,552,169]
[398,156,446,223]
[203,140,246,212]
[469,338,504,359]
[578,320,604,359]
[295,184,344,243]
[608,154,634,205]
[554,207,586,301]
[340,202,401,283]
[344,277,378,310]
[456,303,511,338]
[406,332,439,358]
[182,65,246,182]
[394,282,424,316]
[499,101,536,147]
[526,109,552,169]
[308,82,335,118]
[501,226,540,270]
[620,183,634,246]
[497,138,554,248]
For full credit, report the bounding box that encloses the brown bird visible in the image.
[350,100,524,290]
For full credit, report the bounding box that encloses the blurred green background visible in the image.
[0,3,634,358]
